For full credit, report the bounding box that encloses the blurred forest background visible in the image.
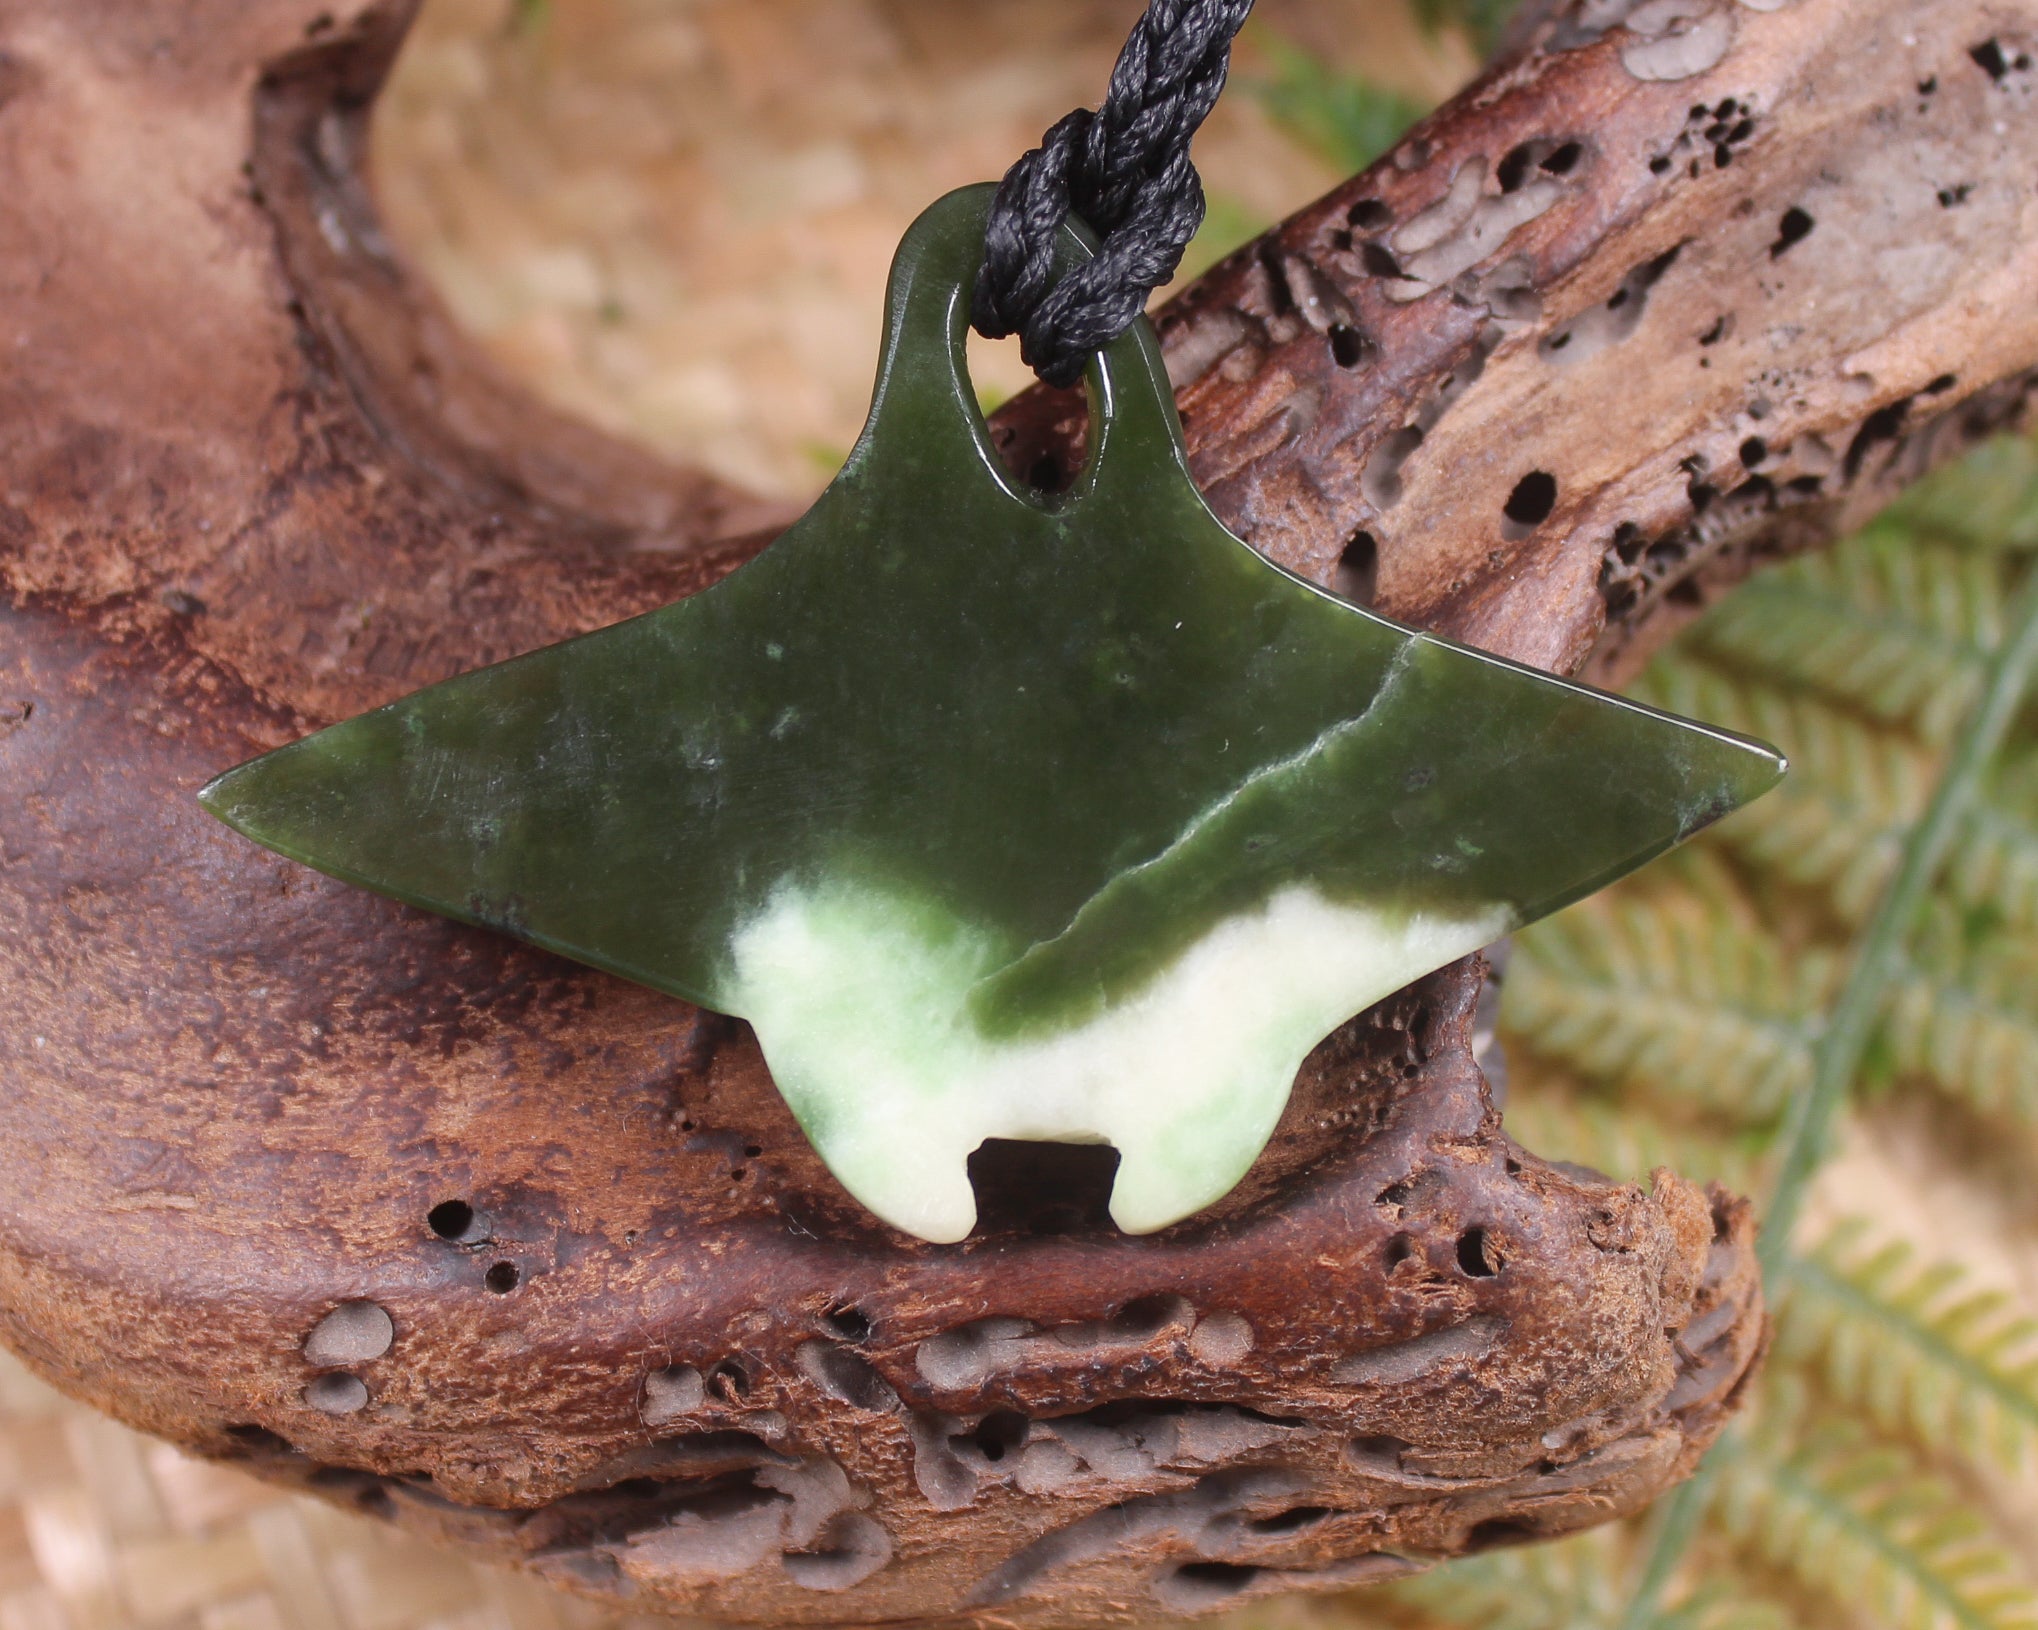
[4,2,2036,1628]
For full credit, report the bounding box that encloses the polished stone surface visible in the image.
[203,187,1784,1242]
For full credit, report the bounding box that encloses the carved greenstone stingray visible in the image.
[201,186,1784,1244]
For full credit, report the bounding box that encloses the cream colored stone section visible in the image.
[728,879,1508,1242]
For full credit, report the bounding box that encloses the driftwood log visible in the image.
[2,0,2034,1622]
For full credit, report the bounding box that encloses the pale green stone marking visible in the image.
[731,879,1508,1242]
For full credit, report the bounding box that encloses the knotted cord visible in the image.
[973,0,1256,387]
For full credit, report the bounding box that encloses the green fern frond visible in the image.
[1992,746,2038,808]
[1506,899,1828,1125]
[1881,981,2038,1130]
[1688,536,2010,743]
[1633,652,1824,749]
[1640,661,2038,939]
[1704,763,1911,928]
[1877,912,2038,1129]
[1496,1082,1759,1193]
[1638,659,1932,913]
[1944,780,2038,943]
[1775,1222,2038,1478]
[1703,740,2038,939]
[1448,1562,1803,1630]
[1709,1430,2038,1630]
[1381,1530,1620,1630]
[1641,655,1936,818]
[1651,1583,1797,1630]
[1638,842,1766,933]
[1890,436,2038,556]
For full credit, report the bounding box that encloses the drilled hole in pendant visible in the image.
[964,330,1088,496]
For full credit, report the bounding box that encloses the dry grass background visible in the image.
[7,1,2032,1626]
[370,0,1470,497]
[0,1344,671,1630]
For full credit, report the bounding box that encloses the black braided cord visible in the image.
[973,0,1256,388]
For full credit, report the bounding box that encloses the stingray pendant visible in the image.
[201,185,1784,1244]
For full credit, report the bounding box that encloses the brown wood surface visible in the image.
[1,0,2033,1623]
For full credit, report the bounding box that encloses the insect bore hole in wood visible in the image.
[1457,1227,1501,1277]
[1503,471,1558,536]
[824,1305,872,1343]
[1171,1561,1261,1595]
[1252,1504,1332,1533]
[1329,322,1373,369]
[1335,530,1378,604]
[1770,207,1815,258]
[428,1199,484,1241]
[305,1373,369,1415]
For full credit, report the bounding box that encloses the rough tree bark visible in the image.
[0,0,2032,1624]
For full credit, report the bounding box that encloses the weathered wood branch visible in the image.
[998,0,2038,685]
[0,0,2031,1624]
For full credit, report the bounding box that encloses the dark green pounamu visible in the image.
[202,187,1785,1243]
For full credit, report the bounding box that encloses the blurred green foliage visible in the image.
[1243,31,1436,175]
[1176,26,1443,291]
[1410,0,1524,59]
